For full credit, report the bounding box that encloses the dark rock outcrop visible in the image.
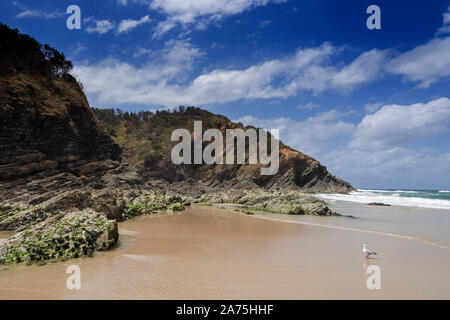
[0,23,124,264]
[368,202,391,207]
[0,23,121,186]
[0,74,121,183]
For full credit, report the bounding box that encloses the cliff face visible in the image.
[0,24,127,264]
[0,24,121,184]
[93,107,354,193]
[0,74,121,182]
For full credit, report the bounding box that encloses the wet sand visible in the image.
[0,206,449,299]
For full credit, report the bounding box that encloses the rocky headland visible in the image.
[0,23,354,265]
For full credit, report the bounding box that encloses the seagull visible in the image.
[362,244,378,259]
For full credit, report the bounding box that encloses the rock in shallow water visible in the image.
[368,202,391,207]
[195,189,340,216]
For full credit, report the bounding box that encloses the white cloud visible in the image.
[387,37,450,87]
[327,98,450,188]
[118,15,151,33]
[185,43,337,101]
[237,110,355,156]
[437,6,450,35]
[332,49,387,91]
[323,146,450,188]
[86,20,115,34]
[244,98,449,158]
[364,102,382,113]
[12,1,65,19]
[387,6,450,87]
[258,20,271,28]
[68,43,87,58]
[72,40,203,105]
[237,98,450,188]
[150,0,284,36]
[350,98,450,150]
[73,43,386,107]
[15,8,65,19]
[438,26,450,35]
[132,46,152,58]
[444,6,450,25]
[298,102,320,110]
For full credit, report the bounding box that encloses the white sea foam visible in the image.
[317,190,450,210]
[439,190,450,193]
[359,189,419,193]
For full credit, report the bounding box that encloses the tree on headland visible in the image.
[42,44,73,77]
[0,23,73,78]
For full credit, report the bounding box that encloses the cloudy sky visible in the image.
[1,0,449,189]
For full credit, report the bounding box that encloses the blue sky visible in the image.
[1,0,450,189]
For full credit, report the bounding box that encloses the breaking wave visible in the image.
[317,189,450,210]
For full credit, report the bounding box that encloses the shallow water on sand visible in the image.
[261,200,450,248]
[0,206,449,299]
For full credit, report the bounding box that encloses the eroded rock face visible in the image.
[0,165,191,231]
[0,167,194,264]
[0,61,126,264]
[0,74,121,183]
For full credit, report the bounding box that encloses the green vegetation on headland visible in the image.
[92,106,232,169]
[91,106,354,193]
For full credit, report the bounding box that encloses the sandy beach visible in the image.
[2,3,450,303]
[0,205,449,299]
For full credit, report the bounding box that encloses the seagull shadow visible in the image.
[363,257,381,271]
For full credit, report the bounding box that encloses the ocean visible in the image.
[317,189,450,210]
